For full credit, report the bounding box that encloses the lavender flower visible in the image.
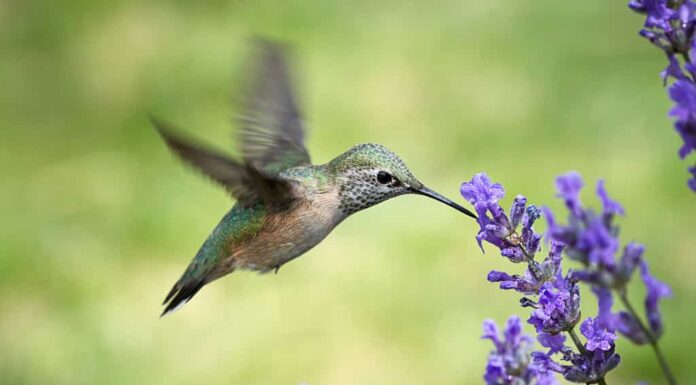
[545,174,624,270]
[537,332,567,355]
[487,242,563,295]
[532,317,621,384]
[545,172,672,344]
[461,172,505,219]
[616,311,651,344]
[482,316,558,385]
[565,317,621,383]
[465,172,678,384]
[554,171,584,217]
[640,259,673,338]
[629,0,696,191]
[561,347,621,384]
[581,317,617,352]
[461,173,543,262]
[464,172,622,384]
[592,287,617,331]
[630,0,675,30]
[689,166,696,190]
[669,80,696,161]
[526,277,581,335]
[461,172,552,298]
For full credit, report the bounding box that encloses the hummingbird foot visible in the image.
[274,265,280,274]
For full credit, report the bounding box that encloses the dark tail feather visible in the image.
[161,279,206,317]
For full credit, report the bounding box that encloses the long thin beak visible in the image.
[411,186,477,220]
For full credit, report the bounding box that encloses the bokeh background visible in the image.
[2,1,695,384]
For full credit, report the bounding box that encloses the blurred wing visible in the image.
[238,40,311,174]
[153,118,300,208]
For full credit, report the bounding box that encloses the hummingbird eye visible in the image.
[376,171,393,185]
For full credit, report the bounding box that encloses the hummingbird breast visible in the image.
[218,185,345,274]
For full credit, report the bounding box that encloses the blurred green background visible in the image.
[2,1,695,384]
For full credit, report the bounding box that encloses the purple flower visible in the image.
[678,1,696,24]
[555,172,583,217]
[482,317,559,384]
[483,356,508,385]
[661,55,687,83]
[461,173,509,252]
[617,243,645,285]
[537,332,567,355]
[489,270,541,295]
[543,207,574,246]
[547,172,672,344]
[527,277,581,334]
[580,317,617,352]
[669,80,696,159]
[488,271,537,295]
[570,242,642,293]
[596,180,625,217]
[643,0,675,31]
[669,79,696,124]
[510,195,527,229]
[562,348,621,384]
[577,216,620,267]
[461,173,544,263]
[630,0,696,191]
[640,260,672,337]
[461,172,505,216]
[546,176,625,283]
[488,242,564,295]
[532,352,564,375]
[593,287,618,331]
[628,0,646,12]
[502,247,525,263]
[556,317,621,381]
[468,171,673,384]
[689,165,696,191]
[522,206,543,255]
[660,53,687,85]
[533,346,620,384]
[617,311,651,344]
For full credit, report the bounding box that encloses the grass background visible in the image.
[2,1,695,384]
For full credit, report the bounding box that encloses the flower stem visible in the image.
[568,327,588,355]
[517,244,542,281]
[681,52,691,66]
[618,290,678,385]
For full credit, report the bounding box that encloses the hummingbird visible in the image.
[154,41,477,316]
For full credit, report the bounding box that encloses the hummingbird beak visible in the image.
[411,186,478,220]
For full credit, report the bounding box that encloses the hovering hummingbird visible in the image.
[154,41,476,316]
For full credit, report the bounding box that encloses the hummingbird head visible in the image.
[328,143,476,219]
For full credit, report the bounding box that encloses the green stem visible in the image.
[517,244,542,281]
[618,291,678,385]
[681,51,691,65]
[568,327,588,355]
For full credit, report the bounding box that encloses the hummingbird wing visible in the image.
[238,40,311,174]
[153,118,300,208]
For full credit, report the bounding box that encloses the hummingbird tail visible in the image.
[161,279,206,317]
